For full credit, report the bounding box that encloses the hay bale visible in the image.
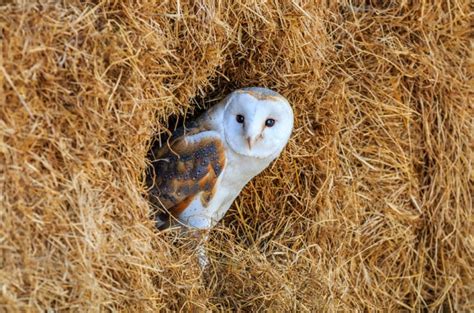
[1,1,471,311]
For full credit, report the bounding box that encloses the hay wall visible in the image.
[1,1,472,311]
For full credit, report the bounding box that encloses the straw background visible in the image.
[1,1,472,311]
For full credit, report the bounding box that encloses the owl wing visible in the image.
[147,129,226,229]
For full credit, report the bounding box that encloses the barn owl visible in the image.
[147,87,293,265]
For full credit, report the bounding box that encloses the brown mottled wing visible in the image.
[148,131,226,226]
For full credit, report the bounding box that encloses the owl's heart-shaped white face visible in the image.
[223,88,294,159]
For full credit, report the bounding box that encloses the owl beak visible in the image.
[246,136,255,150]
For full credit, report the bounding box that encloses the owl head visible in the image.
[223,87,294,159]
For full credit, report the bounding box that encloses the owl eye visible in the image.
[236,114,245,124]
[265,118,275,127]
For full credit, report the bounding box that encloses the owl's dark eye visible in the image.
[265,118,275,127]
[236,114,245,124]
